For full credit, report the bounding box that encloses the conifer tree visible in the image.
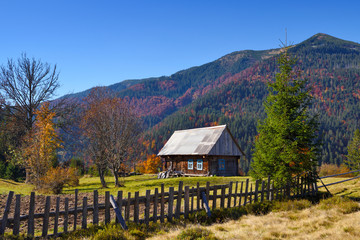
[345,129,360,170]
[251,47,319,185]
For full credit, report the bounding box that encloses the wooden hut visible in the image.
[157,125,245,176]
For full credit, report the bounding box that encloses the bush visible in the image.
[176,227,218,240]
[318,164,354,177]
[92,224,126,240]
[272,199,312,212]
[245,201,273,215]
[4,163,24,182]
[318,196,360,214]
[39,167,79,194]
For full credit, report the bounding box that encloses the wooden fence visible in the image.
[0,175,316,238]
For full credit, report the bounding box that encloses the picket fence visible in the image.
[0,175,316,238]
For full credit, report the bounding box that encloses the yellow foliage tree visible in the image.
[23,102,62,187]
[138,154,162,174]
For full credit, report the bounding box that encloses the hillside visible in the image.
[62,33,360,170]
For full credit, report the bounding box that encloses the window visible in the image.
[197,159,203,170]
[188,159,193,170]
[219,159,225,170]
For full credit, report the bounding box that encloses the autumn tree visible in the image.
[81,87,140,187]
[138,154,162,174]
[251,47,319,186]
[345,129,360,170]
[22,102,62,187]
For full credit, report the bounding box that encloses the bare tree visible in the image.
[81,87,140,187]
[0,53,60,132]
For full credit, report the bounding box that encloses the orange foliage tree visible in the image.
[138,154,162,174]
[22,102,62,187]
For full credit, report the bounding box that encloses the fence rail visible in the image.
[317,169,360,189]
[0,175,316,238]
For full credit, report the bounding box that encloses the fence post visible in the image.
[0,191,14,235]
[249,184,253,204]
[228,182,233,208]
[125,192,131,221]
[42,196,51,237]
[239,181,243,206]
[74,189,78,230]
[28,192,35,237]
[184,186,190,219]
[212,185,217,210]
[175,181,183,219]
[243,179,249,206]
[254,180,259,202]
[234,181,238,207]
[196,182,200,210]
[168,187,174,222]
[134,191,139,224]
[153,188,159,223]
[82,197,88,229]
[13,194,21,236]
[64,198,69,233]
[145,190,151,226]
[261,180,265,202]
[54,197,60,235]
[191,187,194,213]
[220,185,225,208]
[105,191,110,224]
[160,184,165,223]
[269,182,274,201]
[206,182,210,202]
[93,190,99,225]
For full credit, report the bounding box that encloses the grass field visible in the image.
[0,174,250,196]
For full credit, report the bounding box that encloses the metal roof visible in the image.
[157,125,245,157]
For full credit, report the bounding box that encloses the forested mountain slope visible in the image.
[140,33,360,172]
[63,33,360,171]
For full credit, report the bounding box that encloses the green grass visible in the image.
[318,177,360,199]
[0,175,250,196]
[0,179,35,195]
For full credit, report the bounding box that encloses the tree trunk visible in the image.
[114,171,119,187]
[25,169,31,183]
[98,168,107,188]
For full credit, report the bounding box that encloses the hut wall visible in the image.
[163,156,209,175]
[209,156,239,176]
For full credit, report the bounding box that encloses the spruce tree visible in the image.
[345,129,360,170]
[251,47,319,186]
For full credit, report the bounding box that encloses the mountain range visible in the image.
[63,33,360,172]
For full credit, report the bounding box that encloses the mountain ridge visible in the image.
[60,33,360,170]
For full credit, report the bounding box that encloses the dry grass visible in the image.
[148,201,360,240]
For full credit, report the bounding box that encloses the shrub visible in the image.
[176,227,218,240]
[245,201,273,215]
[92,224,126,240]
[129,228,146,240]
[39,167,79,194]
[318,196,360,214]
[0,161,6,178]
[318,164,354,177]
[272,199,312,212]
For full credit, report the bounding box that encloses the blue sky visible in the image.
[1,0,359,98]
